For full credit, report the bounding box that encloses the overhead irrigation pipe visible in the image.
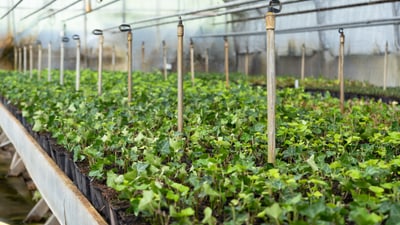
[265,0,281,164]
[72,34,81,91]
[93,29,104,96]
[0,0,23,20]
[60,36,69,85]
[63,0,120,22]
[119,24,133,103]
[191,16,400,38]
[40,0,81,21]
[20,0,57,21]
[217,0,400,25]
[103,0,261,31]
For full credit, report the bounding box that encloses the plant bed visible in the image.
[1,70,399,224]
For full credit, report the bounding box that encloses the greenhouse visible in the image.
[0,0,399,225]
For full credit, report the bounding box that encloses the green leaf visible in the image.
[306,154,319,171]
[171,182,190,196]
[170,207,195,218]
[266,203,282,221]
[138,190,154,211]
[349,207,383,225]
[368,186,384,195]
[201,207,217,225]
[386,203,400,225]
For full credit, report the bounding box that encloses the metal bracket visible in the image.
[268,0,282,13]
[92,29,103,35]
[119,24,131,32]
[72,34,80,40]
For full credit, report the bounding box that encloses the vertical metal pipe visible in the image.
[245,47,249,77]
[23,46,27,75]
[205,48,209,73]
[127,31,132,102]
[38,43,42,80]
[29,45,33,79]
[73,35,81,91]
[338,29,345,113]
[14,47,17,70]
[112,45,116,73]
[93,29,104,96]
[224,36,229,88]
[163,40,167,80]
[48,42,52,82]
[141,41,145,71]
[301,44,305,80]
[18,48,22,72]
[190,38,195,86]
[60,40,65,85]
[177,17,184,133]
[98,35,103,96]
[383,41,388,90]
[266,11,276,164]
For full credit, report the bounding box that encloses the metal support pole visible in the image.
[29,45,33,79]
[60,37,69,85]
[163,40,167,80]
[38,42,42,80]
[190,38,195,86]
[265,0,281,164]
[93,29,104,96]
[383,41,388,90]
[245,46,249,77]
[14,47,17,70]
[205,48,209,73]
[23,46,27,75]
[119,24,133,102]
[177,17,184,133]
[48,42,52,82]
[112,45,116,73]
[301,44,305,80]
[18,48,22,72]
[224,36,230,88]
[141,41,145,71]
[73,35,81,91]
[338,28,345,113]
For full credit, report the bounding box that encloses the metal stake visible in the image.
[18,48,22,72]
[205,48,209,73]
[29,45,33,79]
[190,38,195,86]
[37,42,42,79]
[383,41,388,90]
[265,0,281,164]
[177,17,184,133]
[23,46,27,75]
[119,24,133,102]
[48,42,52,82]
[245,46,249,77]
[14,47,17,71]
[60,37,69,85]
[141,41,145,71]
[72,35,81,91]
[112,45,116,73]
[338,28,345,113]
[163,40,167,80]
[224,36,229,88]
[301,44,305,80]
[93,29,104,96]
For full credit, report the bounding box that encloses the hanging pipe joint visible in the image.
[92,29,103,36]
[62,37,70,43]
[268,0,281,13]
[119,24,132,32]
[72,34,80,41]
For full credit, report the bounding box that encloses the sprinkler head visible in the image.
[268,0,282,13]
[72,34,80,40]
[92,29,103,35]
[119,24,131,32]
